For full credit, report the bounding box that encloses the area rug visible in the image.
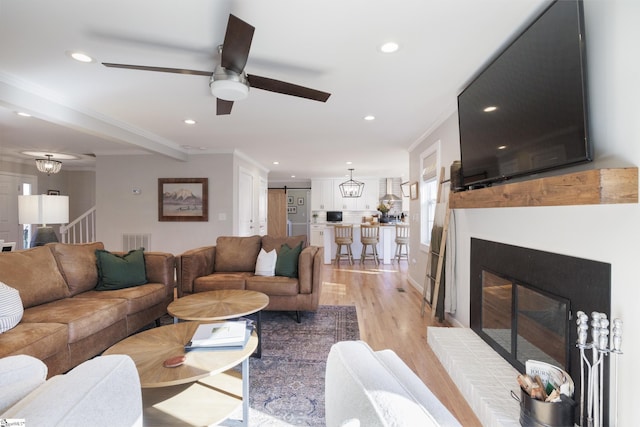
[222,305,360,426]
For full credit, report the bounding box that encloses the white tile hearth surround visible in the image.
[428,327,521,427]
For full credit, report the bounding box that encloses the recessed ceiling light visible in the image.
[184,119,196,125]
[273,161,279,165]
[364,115,375,121]
[497,145,507,150]
[16,111,31,117]
[290,175,296,178]
[346,161,353,165]
[66,50,94,63]
[380,42,399,53]
[484,106,498,112]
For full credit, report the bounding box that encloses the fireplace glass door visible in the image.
[516,284,569,368]
[481,271,513,355]
[481,269,570,371]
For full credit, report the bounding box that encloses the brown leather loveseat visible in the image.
[177,235,323,321]
[0,242,175,377]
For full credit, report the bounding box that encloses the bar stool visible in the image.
[395,224,410,263]
[360,224,380,265]
[334,225,354,265]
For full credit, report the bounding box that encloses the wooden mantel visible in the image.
[449,167,638,209]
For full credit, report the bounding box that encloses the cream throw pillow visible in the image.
[0,281,23,333]
[255,248,277,276]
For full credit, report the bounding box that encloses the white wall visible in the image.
[409,1,639,424]
[407,113,459,291]
[96,153,249,254]
[66,170,95,219]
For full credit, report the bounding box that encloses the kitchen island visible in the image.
[321,223,400,265]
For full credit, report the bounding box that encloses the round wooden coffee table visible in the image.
[168,289,269,357]
[104,321,257,426]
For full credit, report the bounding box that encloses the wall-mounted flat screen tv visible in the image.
[457,0,591,188]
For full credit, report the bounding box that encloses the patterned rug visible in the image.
[241,305,359,426]
[158,305,359,426]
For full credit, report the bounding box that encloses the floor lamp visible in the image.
[18,195,69,247]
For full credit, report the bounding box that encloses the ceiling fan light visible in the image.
[210,65,250,101]
[211,79,249,101]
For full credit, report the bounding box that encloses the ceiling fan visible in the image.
[102,14,331,115]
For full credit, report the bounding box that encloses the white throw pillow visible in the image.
[0,281,23,333]
[254,248,277,276]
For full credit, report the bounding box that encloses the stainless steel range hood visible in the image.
[380,178,402,202]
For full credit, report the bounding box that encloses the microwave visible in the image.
[326,211,343,222]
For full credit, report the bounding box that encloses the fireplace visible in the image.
[470,238,611,422]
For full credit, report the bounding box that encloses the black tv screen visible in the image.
[457,0,591,188]
[326,211,343,222]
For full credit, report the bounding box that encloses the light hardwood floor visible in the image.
[318,260,482,426]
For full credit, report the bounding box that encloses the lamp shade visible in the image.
[18,195,69,225]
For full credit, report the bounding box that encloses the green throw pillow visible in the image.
[275,242,303,278]
[95,249,147,291]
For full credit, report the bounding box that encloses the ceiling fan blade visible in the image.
[102,63,212,76]
[220,14,254,74]
[217,98,234,115]
[247,74,331,102]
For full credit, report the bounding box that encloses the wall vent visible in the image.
[122,233,151,251]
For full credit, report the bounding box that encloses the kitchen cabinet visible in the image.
[360,179,380,210]
[332,178,379,211]
[312,177,382,212]
[322,224,398,264]
[335,190,361,211]
[310,224,325,246]
[311,179,335,211]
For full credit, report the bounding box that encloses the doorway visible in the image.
[0,172,37,250]
[286,189,310,240]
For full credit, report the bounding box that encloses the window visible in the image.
[420,142,440,248]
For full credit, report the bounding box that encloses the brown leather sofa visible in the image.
[177,235,323,321]
[0,242,175,377]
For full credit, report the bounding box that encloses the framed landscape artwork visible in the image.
[158,178,208,221]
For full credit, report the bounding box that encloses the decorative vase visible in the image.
[379,213,390,223]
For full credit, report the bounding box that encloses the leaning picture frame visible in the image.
[47,189,60,195]
[158,178,208,221]
[410,182,419,200]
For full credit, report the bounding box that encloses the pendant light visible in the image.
[35,154,62,175]
[339,168,365,198]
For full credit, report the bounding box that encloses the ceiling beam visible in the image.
[0,75,188,161]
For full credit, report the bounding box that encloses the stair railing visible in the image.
[60,206,96,244]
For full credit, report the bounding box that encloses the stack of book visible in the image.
[185,320,252,351]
